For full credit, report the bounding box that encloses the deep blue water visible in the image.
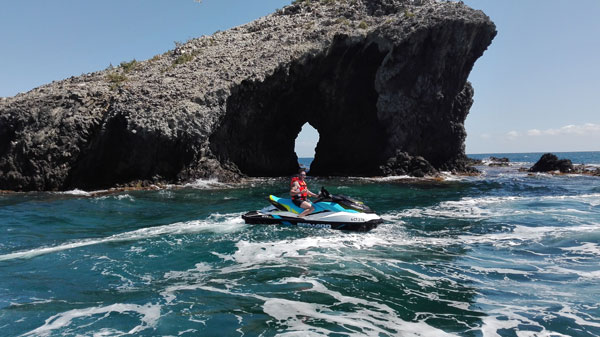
[468,151,600,166]
[1,152,599,336]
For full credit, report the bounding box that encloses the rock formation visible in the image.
[379,150,437,177]
[529,153,574,173]
[0,0,496,191]
[488,156,510,167]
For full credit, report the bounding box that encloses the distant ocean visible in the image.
[1,151,599,336]
[468,151,600,166]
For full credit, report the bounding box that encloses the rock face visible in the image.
[0,0,496,191]
[529,153,574,173]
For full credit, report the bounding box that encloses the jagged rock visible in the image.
[379,150,437,177]
[490,156,509,163]
[465,157,483,166]
[529,153,574,173]
[0,0,496,191]
[489,156,509,167]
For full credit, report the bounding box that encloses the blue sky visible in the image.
[462,0,600,154]
[1,0,598,155]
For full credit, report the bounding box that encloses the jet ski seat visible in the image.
[268,195,304,214]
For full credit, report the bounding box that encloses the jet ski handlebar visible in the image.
[314,186,332,203]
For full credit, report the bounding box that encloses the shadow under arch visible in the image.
[209,36,388,177]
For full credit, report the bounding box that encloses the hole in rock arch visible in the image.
[294,123,319,172]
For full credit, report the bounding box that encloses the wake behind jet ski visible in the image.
[242,187,383,232]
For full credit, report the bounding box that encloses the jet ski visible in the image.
[242,187,383,232]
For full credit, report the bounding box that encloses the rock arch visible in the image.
[0,1,497,191]
[210,36,389,177]
[209,21,486,178]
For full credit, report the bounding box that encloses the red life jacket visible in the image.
[290,176,308,200]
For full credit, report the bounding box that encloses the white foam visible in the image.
[391,195,525,220]
[360,175,413,182]
[477,298,596,337]
[545,265,600,280]
[561,242,600,256]
[541,193,600,207]
[22,303,160,336]
[160,275,458,337]
[453,223,600,250]
[228,233,397,267]
[116,194,134,201]
[557,306,600,328]
[58,189,93,196]
[438,171,468,181]
[163,262,212,281]
[95,193,135,201]
[10,298,60,308]
[0,213,246,261]
[360,174,470,183]
[158,190,175,198]
[479,158,531,168]
[261,277,459,337]
[470,266,532,276]
[390,193,600,222]
[184,178,231,189]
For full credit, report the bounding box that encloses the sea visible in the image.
[1,151,599,337]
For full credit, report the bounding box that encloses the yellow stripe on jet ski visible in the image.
[269,195,298,214]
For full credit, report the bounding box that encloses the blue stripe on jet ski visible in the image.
[313,202,360,213]
[269,195,360,214]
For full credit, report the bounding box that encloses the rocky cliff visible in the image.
[0,0,496,191]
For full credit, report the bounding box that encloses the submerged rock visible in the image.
[0,0,496,191]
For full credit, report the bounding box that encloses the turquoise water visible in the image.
[1,153,599,336]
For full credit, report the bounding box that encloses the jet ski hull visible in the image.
[242,210,383,232]
[242,191,383,232]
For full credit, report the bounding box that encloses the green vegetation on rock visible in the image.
[173,53,196,66]
[106,72,127,91]
[120,59,138,73]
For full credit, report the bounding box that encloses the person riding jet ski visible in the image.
[290,169,319,217]
[242,180,383,232]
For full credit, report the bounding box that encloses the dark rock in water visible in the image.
[489,156,510,167]
[379,150,437,177]
[466,157,483,166]
[490,156,509,163]
[529,153,574,173]
[0,0,496,191]
[569,164,600,176]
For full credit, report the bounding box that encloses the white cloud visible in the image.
[505,130,519,141]
[467,122,600,153]
[527,123,600,136]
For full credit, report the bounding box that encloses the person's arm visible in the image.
[290,181,301,197]
[307,189,319,198]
